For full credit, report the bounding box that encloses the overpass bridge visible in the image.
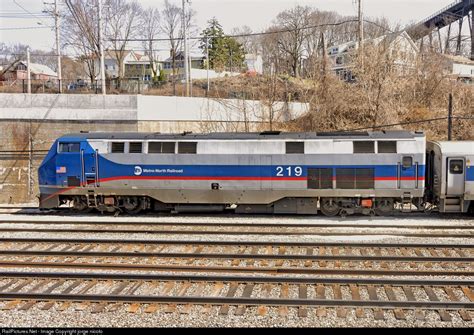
[406,0,474,59]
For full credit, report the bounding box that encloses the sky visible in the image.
[0,0,456,53]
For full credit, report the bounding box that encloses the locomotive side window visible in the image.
[449,160,464,174]
[402,156,413,168]
[58,142,80,153]
[129,142,143,153]
[148,142,175,154]
[378,141,397,153]
[178,142,197,154]
[111,142,125,153]
[286,142,304,154]
[353,141,374,153]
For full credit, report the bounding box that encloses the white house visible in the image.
[90,50,159,81]
[438,54,474,83]
[244,54,263,74]
[328,31,419,80]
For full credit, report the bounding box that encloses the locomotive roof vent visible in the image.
[316,131,368,136]
[260,131,281,135]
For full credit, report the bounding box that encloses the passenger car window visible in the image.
[353,141,374,153]
[58,142,80,153]
[449,160,464,174]
[111,142,125,153]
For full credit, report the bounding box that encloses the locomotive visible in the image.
[38,131,474,216]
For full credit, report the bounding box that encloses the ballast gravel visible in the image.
[0,213,472,327]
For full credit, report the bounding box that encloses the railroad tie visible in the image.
[393,308,406,320]
[56,301,71,312]
[219,283,239,315]
[235,284,254,316]
[336,307,348,318]
[257,284,272,316]
[367,285,378,301]
[144,303,159,313]
[39,301,55,311]
[8,279,33,293]
[127,303,141,313]
[437,310,452,322]
[278,284,289,317]
[373,308,385,320]
[458,310,472,322]
[402,286,416,302]
[414,309,425,321]
[423,286,439,302]
[298,284,308,318]
[0,300,21,310]
[461,286,474,302]
[17,300,37,311]
[91,302,109,314]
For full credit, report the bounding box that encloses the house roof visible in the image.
[18,61,57,77]
[440,54,474,66]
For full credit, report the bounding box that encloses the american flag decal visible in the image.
[56,166,66,173]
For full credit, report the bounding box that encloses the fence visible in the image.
[0,78,168,94]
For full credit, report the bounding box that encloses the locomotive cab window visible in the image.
[129,142,143,154]
[378,141,397,153]
[111,142,125,153]
[402,156,413,168]
[178,142,197,154]
[353,141,374,153]
[286,142,304,154]
[449,160,464,174]
[148,142,175,154]
[58,142,80,153]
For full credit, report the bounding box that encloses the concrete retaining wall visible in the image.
[0,93,309,203]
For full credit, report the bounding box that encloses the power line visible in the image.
[12,0,51,26]
[109,18,395,42]
[0,26,54,30]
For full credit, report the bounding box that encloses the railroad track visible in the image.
[0,271,472,320]
[0,226,472,238]
[1,218,473,230]
[0,238,472,276]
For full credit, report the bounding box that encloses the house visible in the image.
[244,54,263,75]
[437,54,474,83]
[90,50,159,81]
[161,51,205,80]
[328,31,419,80]
[1,61,57,81]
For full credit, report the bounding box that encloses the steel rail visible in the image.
[1,271,473,286]
[0,261,472,276]
[0,292,472,310]
[1,219,473,230]
[0,227,472,238]
[0,250,471,263]
[0,237,472,249]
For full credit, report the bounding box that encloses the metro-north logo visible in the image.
[134,166,143,176]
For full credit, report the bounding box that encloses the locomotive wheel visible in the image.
[72,198,92,213]
[375,199,394,216]
[320,199,340,217]
[123,197,142,214]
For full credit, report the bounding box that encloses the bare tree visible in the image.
[63,0,101,83]
[160,0,196,95]
[141,7,161,80]
[106,0,143,82]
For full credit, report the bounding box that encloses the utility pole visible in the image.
[54,0,62,93]
[26,47,31,94]
[448,93,453,141]
[357,0,364,61]
[98,0,106,95]
[182,0,189,96]
[206,36,209,94]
